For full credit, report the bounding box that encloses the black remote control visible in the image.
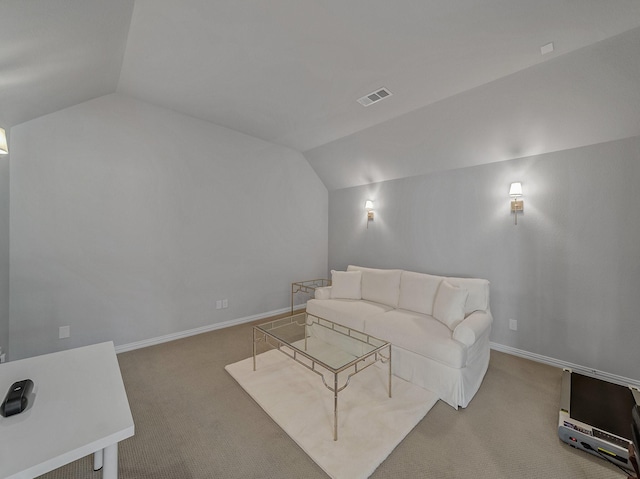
[1,379,34,417]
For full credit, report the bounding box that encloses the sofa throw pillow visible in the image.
[433,281,469,330]
[330,270,362,300]
[446,277,490,315]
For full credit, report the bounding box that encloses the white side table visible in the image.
[0,341,134,479]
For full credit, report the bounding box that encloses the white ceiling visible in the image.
[2,0,640,184]
[306,26,640,190]
[0,0,133,128]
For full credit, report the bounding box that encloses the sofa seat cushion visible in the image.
[306,298,393,332]
[363,309,467,369]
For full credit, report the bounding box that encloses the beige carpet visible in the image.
[225,349,438,479]
[36,317,627,478]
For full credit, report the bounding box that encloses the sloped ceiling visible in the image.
[0,0,134,128]
[2,0,640,188]
[306,27,640,189]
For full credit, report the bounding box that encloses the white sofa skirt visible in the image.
[390,331,490,409]
[305,315,490,409]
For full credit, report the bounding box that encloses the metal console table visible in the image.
[291,279,331,314]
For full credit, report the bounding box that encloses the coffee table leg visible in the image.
[334,374,338,441]
[388,345,392,398]
[102,443,118,479]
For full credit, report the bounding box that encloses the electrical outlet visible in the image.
[540,42,554,55]
[216,300,222,310]
[222,299,228,309]
[509,319,518,331]
[59,325,70,339]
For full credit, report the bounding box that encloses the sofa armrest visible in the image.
[453,311,493,347]
[315,286,332,300]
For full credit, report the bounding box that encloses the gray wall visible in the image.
[0,147,8,357]
[9,93,328,360]
[328,136,640,381]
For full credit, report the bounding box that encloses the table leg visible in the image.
[93,449,103,471]
[388,345,392,398]
[102,443,118,479]
[334,373,338,441]
[252,328,257,371]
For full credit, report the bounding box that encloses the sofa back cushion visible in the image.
[330,270,362,299]
[398,271,442,315]
[446,277,490,314]
[347,265,401,308]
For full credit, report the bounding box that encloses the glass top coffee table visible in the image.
[252,312,391,440]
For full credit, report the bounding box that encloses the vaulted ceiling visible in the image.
[2,0,640,188]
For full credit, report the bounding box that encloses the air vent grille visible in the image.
[357,87,392,107]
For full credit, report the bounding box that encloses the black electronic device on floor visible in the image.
[558,369,640,471]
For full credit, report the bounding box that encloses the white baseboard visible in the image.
[115,305,306,354]
[490,342,640,388]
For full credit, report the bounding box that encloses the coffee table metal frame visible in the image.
[253,312,391,441]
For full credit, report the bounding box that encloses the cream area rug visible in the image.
[225,349,438,479]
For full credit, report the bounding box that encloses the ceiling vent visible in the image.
[357,87,392,107]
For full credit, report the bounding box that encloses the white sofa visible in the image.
[306,265,492,409]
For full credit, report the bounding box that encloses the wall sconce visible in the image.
[509,182,523,225]
[365,200,374,227]
[0,128,7,155]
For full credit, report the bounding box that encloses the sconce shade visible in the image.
[509,182,524,225]
[364,200,374,226]
[0,128,7,155]
[509,182,522,197]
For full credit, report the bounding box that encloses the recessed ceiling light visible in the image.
[357,87,393,107]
